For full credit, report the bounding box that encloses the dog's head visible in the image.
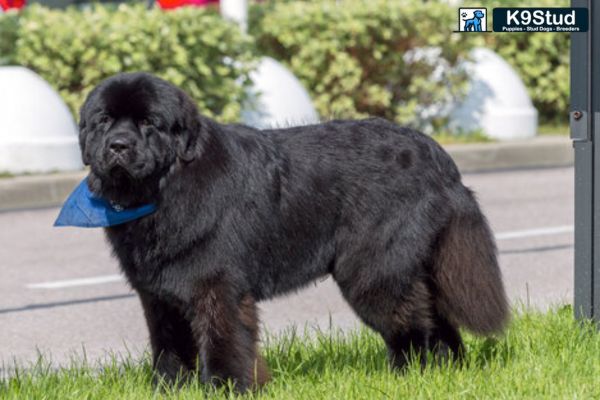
[79,72,201,207]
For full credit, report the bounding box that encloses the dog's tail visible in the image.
[432,186,509,336]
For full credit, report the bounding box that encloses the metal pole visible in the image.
[571,0,599,324]
[591,1,600,324]
[571,0,592,321]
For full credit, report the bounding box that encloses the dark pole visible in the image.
[571,0,599,324]
[591,0,600,324]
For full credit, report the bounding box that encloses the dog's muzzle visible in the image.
[105,134,137,167]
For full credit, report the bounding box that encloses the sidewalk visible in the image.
[0,135,572,211]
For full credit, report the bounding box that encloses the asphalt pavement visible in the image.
[0,166,574,368]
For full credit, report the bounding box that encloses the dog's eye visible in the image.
[139,118,152,128]
[98,115,112,125]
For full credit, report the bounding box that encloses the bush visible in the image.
[1,1,570,128]
[4,4,256,121]
[253,0,570,129]
[0,10,19,65]
[251,0,476,134]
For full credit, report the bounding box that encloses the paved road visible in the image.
[0,166,574,367]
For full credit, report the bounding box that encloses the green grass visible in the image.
[431,131,493,145]
[538,123,569,136]
[1,307,599,399]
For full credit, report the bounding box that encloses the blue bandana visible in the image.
[54,177,157,228]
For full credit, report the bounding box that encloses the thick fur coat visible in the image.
[78,72,508,391]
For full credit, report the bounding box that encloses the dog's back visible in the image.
[261,118,508,366]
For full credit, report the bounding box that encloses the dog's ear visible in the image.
[78,115,91,166]
[174,92,201,163]
[78,88,100,166]
[175,127,197,163]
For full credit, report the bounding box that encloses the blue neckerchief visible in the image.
[54,177,157,228]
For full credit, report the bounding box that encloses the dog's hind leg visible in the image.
[335,273,435,370]
[381,280,436,370]
[383,284,466,369]
[428,311,464,365]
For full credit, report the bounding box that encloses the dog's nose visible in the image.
[108,138,132,155]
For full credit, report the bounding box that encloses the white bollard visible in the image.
[450,48,538,140]
[0,67,82,174]
[241,57,319,129]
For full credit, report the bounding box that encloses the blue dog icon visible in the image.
[463,10,485,31]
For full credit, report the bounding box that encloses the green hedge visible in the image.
[0,1,570,128]
[253,0,570,127]
[251,0,475,133]
[3,4,256,122]
[0,11,19,65]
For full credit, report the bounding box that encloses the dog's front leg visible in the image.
[138,290,198,386]
[190,277,270,392]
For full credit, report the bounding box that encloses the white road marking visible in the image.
[25,225,574,290]
[26,274,123,289]
[494,225,573,241]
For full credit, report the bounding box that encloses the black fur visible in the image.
[78,72,509,391]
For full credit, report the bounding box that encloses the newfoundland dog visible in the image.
[78,72,508,391]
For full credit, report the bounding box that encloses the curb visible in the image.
[446,135,573,173]
[0,136,573,211]
[0,171,86,211]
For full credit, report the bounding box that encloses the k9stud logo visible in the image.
[457,8,488,32]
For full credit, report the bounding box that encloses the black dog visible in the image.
[78,72,508,391]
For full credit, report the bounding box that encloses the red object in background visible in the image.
[0,0,26,11]
[157,0,218,10]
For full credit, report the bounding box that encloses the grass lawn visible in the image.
[431,131,493,145]
[1,306,599,399]
[538,123,569,136]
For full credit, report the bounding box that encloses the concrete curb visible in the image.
[446,135,573,173]
[0,136,573,211]
[0,171,86,211]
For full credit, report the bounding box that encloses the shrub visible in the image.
[0,10,19,65]
[253,0,570,128]
[5,4,256,121]
[251,0,476,134]
[1,1,570,128]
